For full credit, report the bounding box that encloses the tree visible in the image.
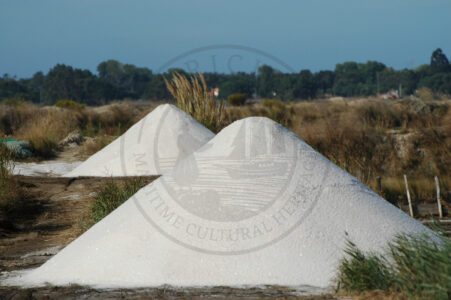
[275,74,296,100]
[294,70,317,99]
[97,60,125,86]
[430,48,450,73]
[122,64,152,98]
[419,73,451,94]
[314,70,335,95]
[0,75,32,100]
[333,62,362,96]
[219,72,254,98]
[257,65,277,98]
[144,74,171,100]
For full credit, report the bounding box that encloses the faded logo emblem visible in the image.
[127,45,329,255]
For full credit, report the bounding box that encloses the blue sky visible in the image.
[1,0,450,78]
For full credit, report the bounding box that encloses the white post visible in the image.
[435,176,443,218]
[404,175,414,217]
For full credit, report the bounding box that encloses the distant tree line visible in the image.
[1,48,450,105]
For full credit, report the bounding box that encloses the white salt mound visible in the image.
[17,117,434,288]
[64,104,215,177]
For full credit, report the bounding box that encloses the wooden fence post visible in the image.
[404,175,414,217]
[435,176,443,218]
[376,176,382,194]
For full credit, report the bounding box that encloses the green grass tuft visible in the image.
[90,178,146,223]
[336,241,395,293]
[389,234,451,299]
[336,233,451,299]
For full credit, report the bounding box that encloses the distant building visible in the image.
[208,88,220,97]
[380,89,399,100]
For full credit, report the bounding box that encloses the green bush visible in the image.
[227,94,246,106]
[390,234,451,299]
[336,234,451,299]
[90,179,146,223]
[2,98,25,107]
[336,241,395,293]
[261,99,294,127]
[54,99,86,110]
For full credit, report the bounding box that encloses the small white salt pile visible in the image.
[13,161,81,177]
[64,104,215,177]
[18,117,434,288]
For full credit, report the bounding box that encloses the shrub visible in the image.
[17,111,77,158]
[0,143,28,227]
[165,72,224,133]
[336,241,395,293]
[81,134,116,156]
[389,234,451,299]
[0,101,37,135]
[416,87,436,102]
[337,234,451,299]
[261,99,294,127]
[0,143,14,190]
[90,179,146,223]
[54,99,86,110]
[2,98,25,107]
[228,94,246,106]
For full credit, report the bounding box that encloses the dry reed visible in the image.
[165,72,224,132]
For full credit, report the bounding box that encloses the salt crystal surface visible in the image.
[16,117,434,288]
[12,161,82,177]
[64,104,215,177]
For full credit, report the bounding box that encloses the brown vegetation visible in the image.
[0,100,155,158]
[1,97,449,205]
[0,144,31,229]
[223,98,451,205]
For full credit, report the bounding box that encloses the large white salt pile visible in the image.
[18,117,434,288]
[64,104,215,177]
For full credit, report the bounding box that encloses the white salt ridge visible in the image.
[12,161,82,177]
[14,117,435,288]
[64,104,215,177]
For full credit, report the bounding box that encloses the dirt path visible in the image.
[0,285,339,300]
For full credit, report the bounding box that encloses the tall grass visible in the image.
[1,102,141,158]
[90,178,146,223]
[337,234,451,299]
[165,72,224,132]
[337,241,395,293]
[0,143,14,224]
[391,235,451,298]
[81,134,117,156]
[17,111,77,158]
[0,100,37,135]
[261,99,295,127]
[0,143,28,227]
